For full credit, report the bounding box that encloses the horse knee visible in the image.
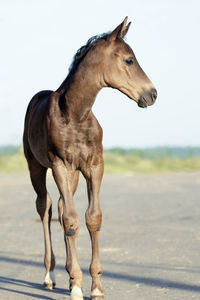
[63,211,80,237]
[58,198,80,236]
[85,209,102,232]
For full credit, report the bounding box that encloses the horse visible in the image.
[23,17,157,300]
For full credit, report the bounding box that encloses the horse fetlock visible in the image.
[69,272,83,291]
[90,264,103,278]
[44,271,56,290]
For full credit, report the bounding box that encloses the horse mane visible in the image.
[68,32,110,73]
[56,32,110,96]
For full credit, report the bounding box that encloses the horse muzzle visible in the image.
[138,88,157,108]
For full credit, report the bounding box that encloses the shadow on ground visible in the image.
[0,275,90,300]
[1,255,200,296]
[0,276,70,300]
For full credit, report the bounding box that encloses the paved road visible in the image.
[1,171,200,300]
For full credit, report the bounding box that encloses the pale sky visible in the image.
[0,0,200,148]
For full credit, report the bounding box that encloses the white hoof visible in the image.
[44,271,56,289]
[70,286,84,300]
[91,288,104,299]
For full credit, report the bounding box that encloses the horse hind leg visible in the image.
[29,159,56,289]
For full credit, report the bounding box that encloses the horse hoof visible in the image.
[44,282,55,290]
[70,286,84,300]
[90,288,104,300]
[71,296,84,300]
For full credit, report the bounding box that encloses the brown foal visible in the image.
[23,17,157,300]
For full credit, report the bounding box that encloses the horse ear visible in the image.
[121,21,131,38]
[108,17,131,41]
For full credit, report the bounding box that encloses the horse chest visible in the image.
[55,125,102,171]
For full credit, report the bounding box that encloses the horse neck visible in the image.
[58,63,103,122]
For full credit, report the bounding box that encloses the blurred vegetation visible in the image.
[104,148,200,173]
[0,145,200,173]
[0,146,27,173]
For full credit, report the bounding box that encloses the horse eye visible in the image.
[125,58,134,66]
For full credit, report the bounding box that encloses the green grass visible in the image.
[0,146,200,174]
[0,147,28,173]
[104,151,200,173]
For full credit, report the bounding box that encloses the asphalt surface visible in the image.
[1,171,200,300]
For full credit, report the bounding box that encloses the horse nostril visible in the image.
[151,88,157,102]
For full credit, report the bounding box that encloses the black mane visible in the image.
[69,32,110,73]
[56,32,110,94]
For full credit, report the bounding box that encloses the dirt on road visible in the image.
[0,171,200,300]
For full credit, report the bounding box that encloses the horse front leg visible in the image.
[85,163,104,300]
[52,159,83,300]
